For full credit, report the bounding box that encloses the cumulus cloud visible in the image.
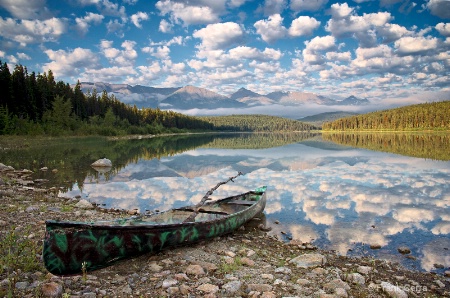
[75,12,104,35]
[394,36,439,55]
[130,11,149,28]
[78,0,126,19]
[0,0,51,19]
[159,19,173,33]
[261,0,286,15]
[288,16,320,37]
[193,22,244,50]
[254,14,287,43]
[426,0,450,19]
[100,39,138,66]
[0,17,66,46]
[43,47,99,77]
[156,0,220,25]
[290,0,328,12]
[436,22,450,36]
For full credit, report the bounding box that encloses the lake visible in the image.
[1,132,449,274]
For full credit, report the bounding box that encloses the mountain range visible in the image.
[75,82,370,110]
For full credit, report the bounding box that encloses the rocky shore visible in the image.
[0,164,449,298]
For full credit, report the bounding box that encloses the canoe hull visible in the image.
[43,187,266,275]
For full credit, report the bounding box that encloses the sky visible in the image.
[0,0,449,105]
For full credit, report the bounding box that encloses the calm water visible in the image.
[1,133,449,273]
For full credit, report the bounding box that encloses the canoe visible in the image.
[43,186,267,275]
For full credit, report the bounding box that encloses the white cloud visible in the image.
[288,16,320,37]
[156,0,219,25]
[100,40,138,66]
[75,12,104,35]
[159,19,173,33]
[0,0,51,19]
[305,35,336,51]
[328,2,354,19]
[43,47,99,78]
[427,0,450,19]
[290,0,328,12]
[130,11,149,28]
[262,0,286,15]
[436,23,450,37]
[193,22,244,50]
[0,17,66,46]
[254,14,287,43]
[394,36,439,55]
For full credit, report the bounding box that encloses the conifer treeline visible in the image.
[322,101,450,131]
[0,62,213,135]
[201,114,316,132]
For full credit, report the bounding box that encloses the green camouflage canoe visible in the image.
[43,186,267,275]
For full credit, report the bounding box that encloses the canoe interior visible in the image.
[43,186,267,275]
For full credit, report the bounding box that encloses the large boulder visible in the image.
[91,158,112,167]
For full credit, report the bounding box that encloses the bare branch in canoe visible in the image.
[183,172,243,223]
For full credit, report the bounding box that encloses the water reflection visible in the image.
[323,132,450,160]
[1,132,449,273]
[59,133,450,273]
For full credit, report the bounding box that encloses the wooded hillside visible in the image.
[0,62,213,135]
[201,114,316,132]
[322,101,450,131]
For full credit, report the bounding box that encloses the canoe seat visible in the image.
[226,200,257,206]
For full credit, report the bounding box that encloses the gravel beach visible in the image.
[0,165,449,298]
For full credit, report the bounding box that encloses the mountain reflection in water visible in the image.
[1,133,448,273]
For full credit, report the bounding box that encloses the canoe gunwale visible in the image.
[45,189,266,230]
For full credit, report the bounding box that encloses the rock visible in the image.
[289,253,327,268]
[445,270,450,277]
[435,280,445,288]
[397,246,411,254]
[41,282,63,297]
[0,163,14,171]
[15,281,29,290]
[222,280,242,294]
[241,257,255,266]
[261,274,274,280]
[344,273,365,285]
[357,265,372,275]
[323,279,350,293]
[247,284,272,292]
[380,281,408,298]
[40,167,48,171]
[296,278,311,285]
[261,291,277,298]
[121,284,133,294]
[370,244,382,249]
[274,267,291,274]
[185,264,205,276]
[91,158,112,167]
[433,263,444,269]
[162,278,178,288]
[197,283,219,293]
[75,199,94,209]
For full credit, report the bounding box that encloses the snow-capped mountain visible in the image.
[73,82,369,110]
[161,85,245,109]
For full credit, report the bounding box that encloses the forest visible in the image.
[322,101,450,131]
[0,62,213,136]
[201,114,316,132]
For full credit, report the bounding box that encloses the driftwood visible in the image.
[183,172,243,222]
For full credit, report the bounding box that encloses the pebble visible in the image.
[397,246,411,254]
[222,280,242,294]
[380,281,408,298]
[197,283,219,293]
[289,253,327,268]
[185,264,205,276]
[41,281,63,297]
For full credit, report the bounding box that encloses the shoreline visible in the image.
[0,165,449,297]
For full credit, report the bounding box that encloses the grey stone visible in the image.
[222,280,242,294]
[289,253,327,268]
[381,281,408,298]
[75,199,94,209]
[91,158,112,167]
[15,281,29,290]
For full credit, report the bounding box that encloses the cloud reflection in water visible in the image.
[64,142,450,272]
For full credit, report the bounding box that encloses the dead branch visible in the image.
[183,172,243,222]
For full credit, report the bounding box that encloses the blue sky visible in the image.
[0,0,449,105]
